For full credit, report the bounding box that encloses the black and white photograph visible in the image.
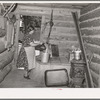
[1,1,100,98]
[0,1,99,88]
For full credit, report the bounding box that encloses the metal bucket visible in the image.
[41,51,50,63]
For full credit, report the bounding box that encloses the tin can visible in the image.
[41,51,50,63]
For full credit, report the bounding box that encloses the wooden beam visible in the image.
[14,14,20,65]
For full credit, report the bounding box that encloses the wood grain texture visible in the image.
[15,5,80,17]
[43,27,77,34]
[44,35,78,41]
[90,62,100,74]
[80,4,100,15]
[83,36,100,46]
[91,56,100,64]
[80,18,100,28]
[45,15,73,21]
[81,29,100,36]
[80,8,100,22]
[90,69,99,86]
[84,43,100,55]
[80,3,100,87]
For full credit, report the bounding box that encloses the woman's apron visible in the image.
[24,46,36,70]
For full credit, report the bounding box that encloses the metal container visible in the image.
[41,51,50,63]
[74,50,81,60]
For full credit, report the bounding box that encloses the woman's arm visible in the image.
[30,42,40,47]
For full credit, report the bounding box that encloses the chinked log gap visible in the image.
[72,12,94,88]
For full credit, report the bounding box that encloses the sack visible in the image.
[35,43,46,51]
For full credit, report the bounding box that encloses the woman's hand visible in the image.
[30,42,39,47]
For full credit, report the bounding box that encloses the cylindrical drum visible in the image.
[41,51,49,63]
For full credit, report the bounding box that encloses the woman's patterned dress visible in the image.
[16,32,34,70]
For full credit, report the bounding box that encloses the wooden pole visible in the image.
[14,14,20,66]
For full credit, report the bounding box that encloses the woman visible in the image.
[17,25,38,79]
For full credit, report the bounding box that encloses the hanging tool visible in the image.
[72,12,94,88]
[46,9,54,44]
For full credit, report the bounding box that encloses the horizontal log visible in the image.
[44,32,77,37]
[80,8,100,22]
[90,69,99,86]
[45,15,73,21]
[83,36,100,46]
[80,18,100,28]
[84,43,100,55]
[46,40,79,46]
[0,65,12,83]
[44,35,78,41]
[43,19,75,28]
[81,29,100,36]
[0,50,14,69]
[42,26,77,34]
[18,3,82,9]
[16,5,80,16]
[16,6,75,16]
[80,4,100,15]
[91,56,100,64]
[0,40,6,54]
[54,21,75,27]
[90,62,100,74]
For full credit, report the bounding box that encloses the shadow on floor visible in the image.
[0,69,45,88]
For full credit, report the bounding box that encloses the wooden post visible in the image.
[14,14,20,66]
[40,15,45,42]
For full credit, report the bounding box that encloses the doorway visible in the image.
[17,15,42,69]
[19,15,42,42]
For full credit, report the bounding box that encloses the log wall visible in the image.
[80,4,100,87]
[14,5,80,58]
